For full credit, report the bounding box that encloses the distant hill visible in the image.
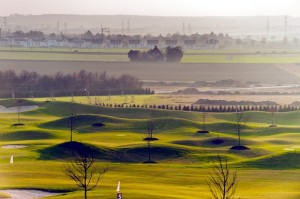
[1,14,300,36]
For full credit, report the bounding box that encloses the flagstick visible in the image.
[116,180,122,199]
[10,155,14,173]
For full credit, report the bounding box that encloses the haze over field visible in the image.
[2,15,300,36]
[1,0,300,35]
[0,0,298,16]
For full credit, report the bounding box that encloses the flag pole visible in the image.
[116,180,122,199]
[10,155,14,172]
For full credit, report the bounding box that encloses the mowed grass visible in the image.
[0,99,299,198]
[1,50,300,63]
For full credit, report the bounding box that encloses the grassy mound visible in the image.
[229,147,270,158]
[241,152,300,169]
[11,123,25,127]
[115,146,187,163]
[143,137,159,141]
[196,130,209,134]
[41,114,122,129]
[39,141,113,160]
[204,122,240,134]
[173,137,255,148]
[188,154,238,164]
[230,145,250,150]
[0,131,53,141]
[91,122,106,127]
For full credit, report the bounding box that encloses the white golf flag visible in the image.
[10,155,14,164]
[116,180,121,192]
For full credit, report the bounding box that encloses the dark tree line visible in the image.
[128,46,183,62]
[97,103,300,113]
[0,70,152,98]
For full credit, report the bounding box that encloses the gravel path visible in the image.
[1,189,61,199]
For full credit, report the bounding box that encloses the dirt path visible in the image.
[1,189,61,199]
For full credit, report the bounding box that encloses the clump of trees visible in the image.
[165,46,183,62]
[0,70,152,98]
[128,46,183,62]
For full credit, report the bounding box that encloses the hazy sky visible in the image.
[0,0,299,16]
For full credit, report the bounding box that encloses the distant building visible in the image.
[0,37,11,46]
[91,39,104,48]
[109,39,122,48]
[165,39,177,47]
[205,39,219,49]
[46,39,63,47]
[68,38,85,48]
[146,40,159,49]
[183,40,196,49]
[13,38,30,47]
[31,38,46,48]
[128,39,141,48]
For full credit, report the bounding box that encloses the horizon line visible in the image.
[0,13,297,18]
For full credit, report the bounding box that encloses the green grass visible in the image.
[0,98,299,198]
[2,49,300,63]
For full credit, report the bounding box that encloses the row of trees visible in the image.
[97,102,299,113]
[0,70,152,98]
[128,46,183,62]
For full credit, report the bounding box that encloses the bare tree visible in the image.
[143,119,158,163]
[269,106,277,127]
[206,154,238,199]
[234,111,248,148]
[63,150,108,199]
[17,99,23,124]
[69,98,78,142]
[146,120,154,140]
[198,111,209,133]
[201,112,207,131]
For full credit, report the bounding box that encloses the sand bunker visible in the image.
[1,145,28,149]
[0,105,39,113]
[284,146,300,151]
[1,189,61,199]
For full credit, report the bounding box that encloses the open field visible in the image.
[0,60,299,83]
[2,50,300,64]
[0,98,299,198]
